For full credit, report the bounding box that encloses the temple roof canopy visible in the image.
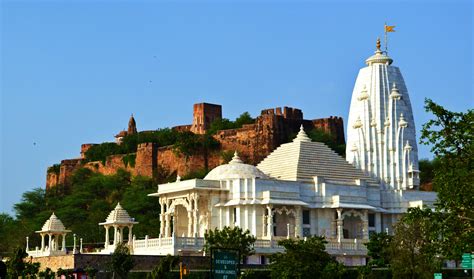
[99,203,138,226]
[36,213,71,234]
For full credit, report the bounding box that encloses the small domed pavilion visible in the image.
[99,203,138,253]
[28,213,71,257]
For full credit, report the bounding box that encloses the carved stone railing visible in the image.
[131,235,367,256]
[27,249,67,258]
[325,238,368,255]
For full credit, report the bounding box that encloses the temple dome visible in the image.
[204,152,269,180]
[36,213,70,233]
[99,203,138,226]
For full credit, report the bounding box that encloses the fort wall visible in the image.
[46,103,345,189]
[30,254,210,272]
[46,172,60,190]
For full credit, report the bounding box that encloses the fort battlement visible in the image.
[46,103,345,189]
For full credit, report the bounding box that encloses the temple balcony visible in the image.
[130,235,367,257]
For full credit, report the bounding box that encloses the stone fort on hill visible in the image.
[46,103,345,190]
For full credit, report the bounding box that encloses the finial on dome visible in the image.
[399,113,408,127]
[116,202,122,209]
[366,38,393,65]
[390,82,401,100]
[358,85,369,101]
[353,117,363,129]
[229,151,243,164]
[404,140,412,150]
[293,125,311,142]
[350,143,358,152]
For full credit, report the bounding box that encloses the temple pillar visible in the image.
[41,234,45,251]
[165,213,171,237]
[113,225,118,246]
[336,209,343,242]
[295,206,302,238]
[193,196,199,237]
[159,213,165,236]
[128,226,133,243]
[105,226,110,248]
[159,199,165,237]
[262,215,266,238]
[362,210,369,240]
[266,205,273,239]
[48,234,52,251]
[62,234,66,251]
[187,210,193,237]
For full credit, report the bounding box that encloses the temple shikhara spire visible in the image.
[346,37,420,190]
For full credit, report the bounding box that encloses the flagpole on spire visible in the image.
[384,23,396,54]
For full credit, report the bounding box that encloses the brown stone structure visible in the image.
[114,114,138,144]
[80,144,97,159]
[30,254,210,272]
[46,170,60,189]
[191,103,222,134]
[58,159,83,186]
[46,103,345,190]
[135,143,158,177]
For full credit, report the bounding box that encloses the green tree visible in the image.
[0,214,20,256]
[364,232,393,267]
[270,236,343,279]
[6,247,28,278]
[207,112,255,135]
[234,112,255,128]
[146,254,179,279]
[84,142,123,164]
[204,226,256,262]
[38,267,56,279]
[420,98,473,259]
[418,158,441,189]
[390,207,442,279]
[13,188,47,219]
[109,243,134,279]
[23,262,40,278]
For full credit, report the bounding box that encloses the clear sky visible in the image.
[1,0,472,215]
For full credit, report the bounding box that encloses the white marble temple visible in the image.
[346,38,420,190]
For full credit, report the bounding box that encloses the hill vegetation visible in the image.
[0,169,161,255]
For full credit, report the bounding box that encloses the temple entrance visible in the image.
[273,208,296,237]
[343,214,363,239]
[175,205,190,237]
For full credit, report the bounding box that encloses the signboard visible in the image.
[461,253,472,269]
[210,248,239,279]
[434,273,442,279]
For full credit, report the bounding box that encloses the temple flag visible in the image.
[385,25,396,32]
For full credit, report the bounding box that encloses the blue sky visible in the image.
[1,0,472,214]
